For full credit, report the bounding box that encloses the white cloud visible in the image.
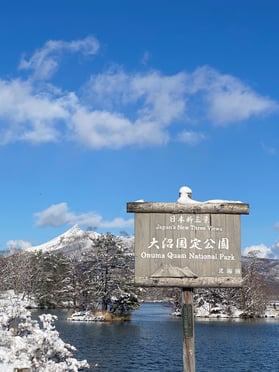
[131,71,187,124]
[19,36,100,80]
[6,240,32,251]
[208,90,276,125]
[71,69,186,148]
[34,203,75,227]
[270,240,279,259]
[188,66,278,125]
[244,224,279,259]
[243,244,273,259]
[34,202,134,230]
[84,69,187,124]
[0,79,70,144]
[70,108,169,149]
[0,38,278,149]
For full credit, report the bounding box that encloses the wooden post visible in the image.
[182,288,195,372]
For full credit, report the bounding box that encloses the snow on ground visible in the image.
[172,299,279,319]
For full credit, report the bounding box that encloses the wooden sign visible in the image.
[127,201,249,288]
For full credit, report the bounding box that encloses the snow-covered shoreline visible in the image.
[2,291,279,320]
[172,302,279,319]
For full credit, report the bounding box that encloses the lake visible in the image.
[33,303,279,372]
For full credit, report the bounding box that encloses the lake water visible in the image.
[33,303,279,372]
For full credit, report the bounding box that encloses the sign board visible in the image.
[127,201,249,288]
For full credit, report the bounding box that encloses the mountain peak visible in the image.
[26,225,99,254]
[63,224,84,237]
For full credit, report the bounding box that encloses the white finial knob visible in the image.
[177,186,194,204]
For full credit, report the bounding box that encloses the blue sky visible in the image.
[1,0,279,258]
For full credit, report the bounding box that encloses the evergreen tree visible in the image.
[83,233,139,316]
[30,252,71,308]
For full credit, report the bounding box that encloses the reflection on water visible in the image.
[33,303,279,372]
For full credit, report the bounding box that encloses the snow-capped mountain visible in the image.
[26,225,100,255]
[26,225,134,257]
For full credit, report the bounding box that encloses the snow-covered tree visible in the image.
[29,252,73,308]
[0,299,90,371]
[82,233,139,316]
[238,252,267,317]
[0,252,36,301]
[171,253,268,318]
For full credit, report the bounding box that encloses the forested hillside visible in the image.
[0,233,139,318]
